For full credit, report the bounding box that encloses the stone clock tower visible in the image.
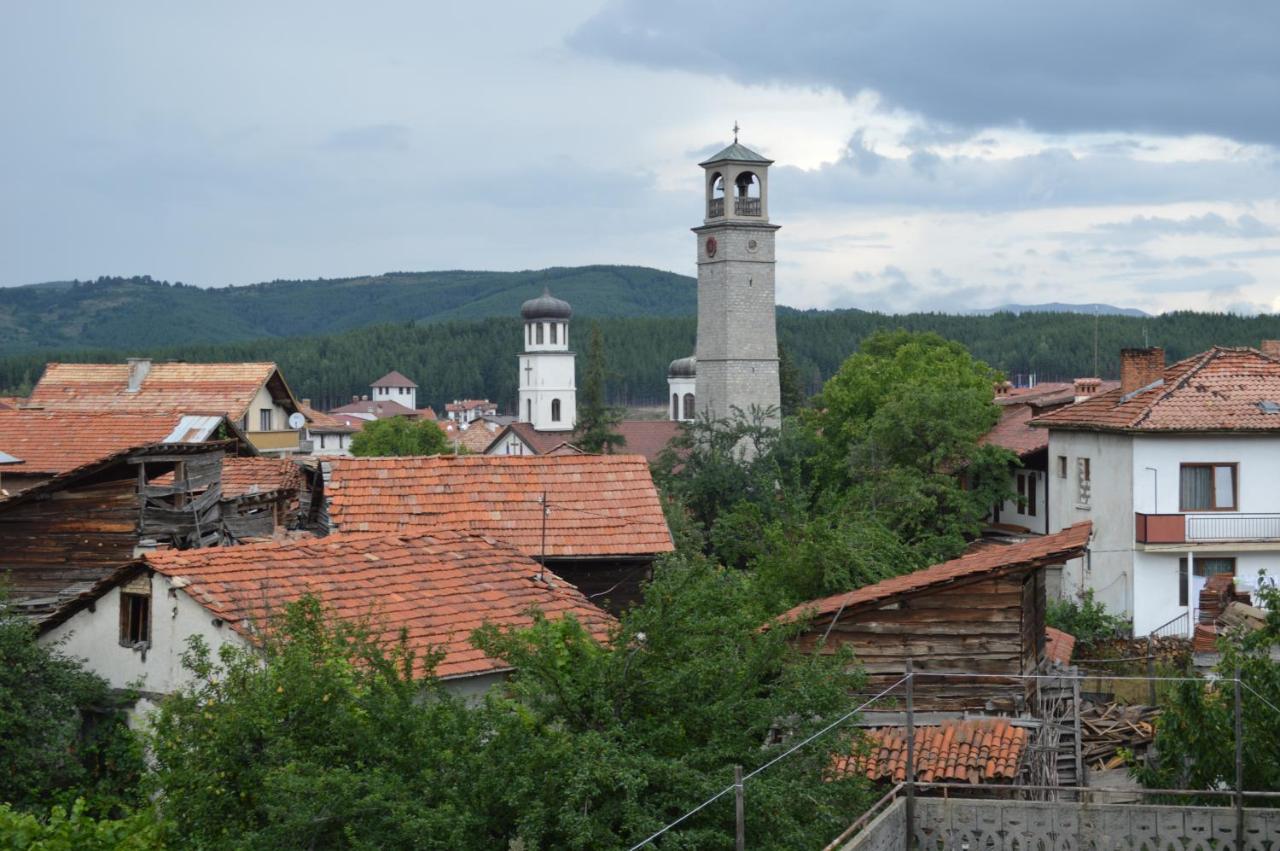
[693,135,781,425]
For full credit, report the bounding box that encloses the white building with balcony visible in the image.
[1034,343,1280,635]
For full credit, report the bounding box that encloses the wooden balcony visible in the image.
[1136,512,1280,544]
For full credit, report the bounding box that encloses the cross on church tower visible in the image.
[732,121,739,143]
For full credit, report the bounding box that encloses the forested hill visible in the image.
[2,309,1278,414]
[0,266,696,356]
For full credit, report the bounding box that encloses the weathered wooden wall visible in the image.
[793,570,1045,712]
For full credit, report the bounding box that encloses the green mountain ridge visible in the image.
[0,266,697,356]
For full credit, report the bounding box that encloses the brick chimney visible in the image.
[1261,340,1280,359]
[1120,347,1165,395]
[994,380,1012,397]
[125,357,151,393]
[1073,377,1101,403]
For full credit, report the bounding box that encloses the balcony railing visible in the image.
[707,198,724,218]
[735,197,761,216]
[1135,512,1280,544]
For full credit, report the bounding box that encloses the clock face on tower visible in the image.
[705,236,717,258]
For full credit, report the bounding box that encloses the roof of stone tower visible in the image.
[668,356,696,378]
[699,142,772,166]
[520,288,573,321]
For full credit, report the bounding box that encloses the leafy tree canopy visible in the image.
[349,416,451,457]
[574,324,626,454]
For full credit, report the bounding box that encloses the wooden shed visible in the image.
[776,523,1092,713]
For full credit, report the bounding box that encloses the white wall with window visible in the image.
[995,467,1048,535]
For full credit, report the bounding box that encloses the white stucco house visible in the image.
[1033,343,1280,635]
[39,531,615,713]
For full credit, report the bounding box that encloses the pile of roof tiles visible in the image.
[1193,573,1255,652]
[834,719,1028,785]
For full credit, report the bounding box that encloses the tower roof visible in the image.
[371,370,417,389]
[668,356,696,378]
[521,288,573,321]
[699,142,772,167]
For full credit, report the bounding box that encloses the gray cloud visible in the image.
[572,1,1280,144]
[1135,269,1254,293]
[1090,213,1278,242]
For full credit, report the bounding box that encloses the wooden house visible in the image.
[776,522,1092,713]
[0,441,238,621]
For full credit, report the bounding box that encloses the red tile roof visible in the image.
[489,422,583,456]
[446,399,496,413]
[1044,626,1076,665]
[0,410,219,475]
[441,420,503,454]
[371,370,417,389]
[1034,347,1280,433]
[143,531,616,679]
[417,407,438,421]
[328,399,420,419]
[980,404,1047,458]
[776,522,1092,625]
[488,420,681,463]
[834,719,1028,784]
[327,455,673,558]
[28,362,289,420]
[300,403,358,434]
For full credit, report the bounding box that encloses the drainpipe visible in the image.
[1144,466,1158,514]
[1186,550,1195,639]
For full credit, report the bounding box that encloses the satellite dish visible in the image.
[287,412,306,430]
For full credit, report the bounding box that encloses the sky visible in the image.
[2,1,1278,315]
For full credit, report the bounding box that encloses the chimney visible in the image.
[302,398,311,408]
[352,394,359,403]
[994,380,1012,397]
[1120,347,1165,395]
[126,358,151,393]
[1073,377,1101,403]
[1261,340,1280,359]
[362,394,369,401]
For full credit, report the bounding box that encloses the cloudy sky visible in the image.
[3,2,1278,314]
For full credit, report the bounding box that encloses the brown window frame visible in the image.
[119,592,151,647]
[1179,462,1238,512]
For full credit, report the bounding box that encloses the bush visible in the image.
[0,800,162,850]
[1046,589,1130,649]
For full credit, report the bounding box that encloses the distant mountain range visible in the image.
[972,302,1151,318]
[0,266,697,356]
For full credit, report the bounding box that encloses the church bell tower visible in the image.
[518,289,576,431]
[693,130,781,425]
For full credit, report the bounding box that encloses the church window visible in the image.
[526,399,532,422]
[683,393,695,420]
[550,322,558,344]
[672,393,679,420]
[536,323,544,345]
[551,399,561,422]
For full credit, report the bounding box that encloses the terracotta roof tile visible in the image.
[371,370,417,388]
[153,456,303,499]
[981,404,1047,457]
[1044,626,1076,665]
[300,403,358,434]
[0,410,218,475]
[28,362,283,420]
[328,399,420,419]
[776,522,1092,624]
[143,531,616,679]
[327,455,674,559]
[491,420,680,463]
[1034,347,1280,433]
[834,719,1028,784]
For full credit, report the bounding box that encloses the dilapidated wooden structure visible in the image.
[776,522,1092,713]
[0,442,236,620]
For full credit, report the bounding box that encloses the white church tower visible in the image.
[518,288,576,431]
[693,130,781,425]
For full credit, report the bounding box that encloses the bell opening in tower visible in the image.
[734,172,761,217]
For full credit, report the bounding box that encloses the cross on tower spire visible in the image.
[732,121,739,143]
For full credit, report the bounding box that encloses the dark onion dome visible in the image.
[521,287,573,321]
[668,355,696,378]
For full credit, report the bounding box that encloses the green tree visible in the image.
[574,324,626,453]
[471,554,874,849]
[1134,582,1280,793]
[0,595,144,816]
[0,800,164,850]
[146,597,483,849]
[349,416,450,456]
[808,330,1013,560]
[778,342,806,416]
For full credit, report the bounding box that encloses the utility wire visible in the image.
[626,676,908,851]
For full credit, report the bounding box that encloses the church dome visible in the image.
[521,288,573,321]
[668,355,696,378]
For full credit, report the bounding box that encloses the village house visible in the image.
[775,522,1092,713]
[446,399,498,424]
[0,439,238,621]
[38,531,615,707]
[328,371,437,423]
[1033,344,1280,635]
[325,454,674,611]
[297,400,358,457]
[26,359,308,456]
[982,378,1116,538]
[371,370,418,409]
[485,419,681,463]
